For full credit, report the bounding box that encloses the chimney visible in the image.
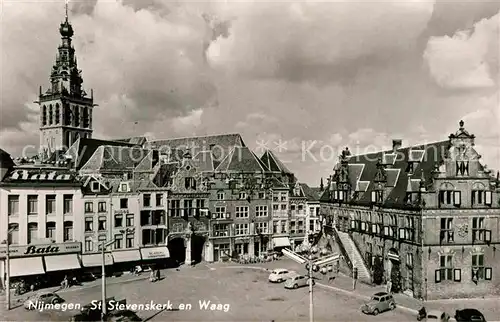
[392,139,402,152]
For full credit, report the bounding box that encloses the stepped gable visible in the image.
[260,150,292,174]
[65,138,135,170]
[148,133,245,169]
[344,140,451,207]
[215,146,266,173]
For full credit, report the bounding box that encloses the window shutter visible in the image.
[453,269,461,282]
[384,226,389,236]
[339,190,344,201]
[435,269,441,283]
[360,222,366,231]
[184,178,190,189]
[334,190,339,200]
[453,191,461,206]
[371,224,377,234]
[371,191,377,202]
[485,191,492,206]
[485,267,492,280]
[350,220,356,230]
[399,228,405,239]
[485,230,492,243]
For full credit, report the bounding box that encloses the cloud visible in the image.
[424,11,499,89]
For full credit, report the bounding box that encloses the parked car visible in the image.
[24,292,64,310]
[268,269,295,283]
[455,309,486,322]
[424,310,451,322]
[284,274,314,289]
[360,292,396,315]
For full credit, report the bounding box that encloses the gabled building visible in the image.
[321,121,500,300]
[299,183,322,234]
[289,182,307,250]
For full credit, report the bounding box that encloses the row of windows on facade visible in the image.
[84,193,164,213]
[7,222,73,245]
[83,229,166,252]
[41,104,90,128]
[8,195,74,216]
[167,199,207,217]
[214,191,289,201]
[212,219,315,237]
[439,217,492,244]
[435,254,493,283]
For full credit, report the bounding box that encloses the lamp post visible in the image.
[98,228,134,320]
[3,226,17,310]
[282,243,339,322]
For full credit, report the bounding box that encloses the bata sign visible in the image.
[0,242,81,258]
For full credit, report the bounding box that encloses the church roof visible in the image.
[260,150,292,174]
[112,136,148,146]
[79,145,151,174]
[215,146,267,173]
[299,183,321,201]
[65,138,135,170]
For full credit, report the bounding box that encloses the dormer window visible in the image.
[120,183,129,192]
[91,181,100,193]
[371,190,383,203]
[239,192,247,200]
[456,161,469,176]
[405,192,413,203]
[184,177,196,189]
[407,162,414,174]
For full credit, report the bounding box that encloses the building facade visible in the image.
[321,121,500,300]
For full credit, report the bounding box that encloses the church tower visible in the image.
[38,3,95,155]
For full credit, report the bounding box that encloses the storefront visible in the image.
[81,252,113,274]
[272,237,291,249]
[112,249,142,272]
[0,242,81,288]
[213,242,230,262]
[140,246,170,269]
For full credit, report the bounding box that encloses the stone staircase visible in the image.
[335,228,371,283]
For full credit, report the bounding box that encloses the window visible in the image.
[290,221,296,234]
[273,194,279,202]
[156,194,163,207]
[405,217,415,241]
[214,206,226,219]
[472,254,484,280]
[91,181,100,192]
[472,190,485,205]
[183,200,193,216]
[85,217,93,232]
[7,224,19,245]
[98,235,106,245]
[115,214,123,227]
[85,237,93,252]
[438,189,454,206]
[28,223,38,244]
[273,221,278,234]
[185,177,196,189]
[98,217,106,231]
[291,204,296,211]
[235,206,249,218]
[456,161,469,176]
[439,255,453,281]
[143,194,151,207]
[280,193,287,201]
[45,195,56,215]
[256,222,268,234]
[440,218,454,243]
[120,198,128,209]
[213,224,229,237]
[46,222,56,240]
[126,234,134,248]
[126,214,134,227]
[239,192,247,200]
[280,204,287,210]
[217,191,225,200]
[168,200,181,217]
[255,205,268,217]
[195,199,206,216]
[273,204,279,211]
[281,221,287,233]
[298,204,304,211]
[309,220,315,232]
[84,202,94,213]
[63,195,73,214]
[98,202,106,212]
[141,210,153,226]
[114,234,123,249]
[235,223,249,236]
[258,192,265,199]
[64,221,73,241]
[27,195,38,215]
[297,220,304,234]
[472,217,485,242]
[142,228,166,245]
[406,253,413,267]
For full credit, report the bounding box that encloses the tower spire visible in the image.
[65,0,69,21]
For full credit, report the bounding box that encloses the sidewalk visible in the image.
[0,272,148,305]
[210,260,500,321]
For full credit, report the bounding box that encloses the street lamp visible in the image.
[98,228,134,320]
[282,244,339,322]
[3,226,17,310]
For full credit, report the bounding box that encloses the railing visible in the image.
[347,230,373,279]
[328,225,353,271]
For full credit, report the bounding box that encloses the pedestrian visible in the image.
[63,275,68,289]
[386,280,392,294]
[150,270,155,282]
[156,269,160,281]
[30,284,35,292]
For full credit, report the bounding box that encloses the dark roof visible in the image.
[79,146,151,174]
[319,189,331,202]
[65,138,135,170]
[153,163,179,187]
[148,133,245,169]
[215,146,267,173]
[330,140,453,208]
[260,150,292,174]
[1,166,80,187]
[299,183,321,201]
[269,177,288,190]
[0,148,14,169]
[111,136,148,146]
[192,151,215,172]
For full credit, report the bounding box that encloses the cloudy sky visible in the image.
[1,0,499,185]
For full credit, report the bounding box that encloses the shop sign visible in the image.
[0,242,81,258]
[141,247,169,260]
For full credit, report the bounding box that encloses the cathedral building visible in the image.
[38,8,95,155]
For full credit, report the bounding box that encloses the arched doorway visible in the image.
[168,238,186,264]
[191,234,206,264]
[387,248,401,292]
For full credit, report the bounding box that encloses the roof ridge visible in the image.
[215,146,236,171]
[267,149,292,173]
[348,139,449,158]
[149,133,242,142]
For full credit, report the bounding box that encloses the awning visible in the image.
[44,254,81,272]
[140,247,170,260]
[82,253,113,267]
[9,257,45,277]
[112,250,141,263]
[388,252,400,261]
[273,237,291,248]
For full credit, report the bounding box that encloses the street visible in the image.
[0,264,415,321]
